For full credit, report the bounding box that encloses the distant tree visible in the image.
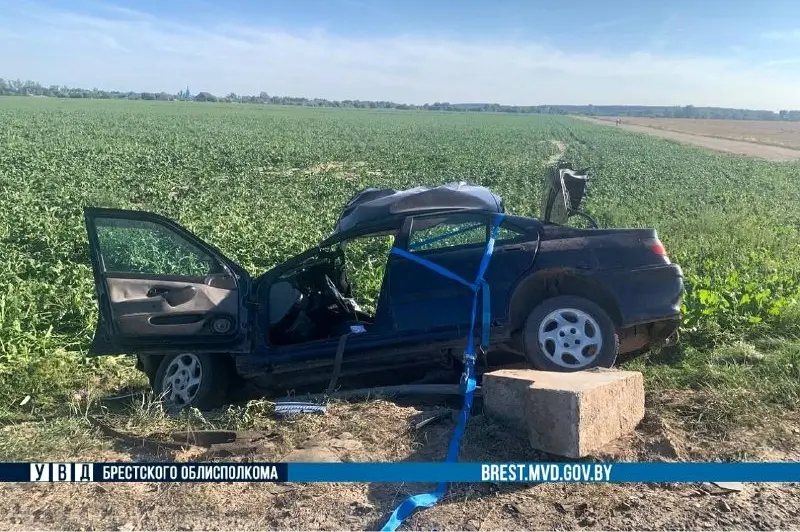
[194,92,217,102]
[2,76,799,121]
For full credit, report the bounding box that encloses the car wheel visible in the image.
[136,355,159,389]
[153,353,230,411]
[522,295,619,372]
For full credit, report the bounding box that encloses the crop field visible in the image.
[2,96,800,451]
[3,96,800,529]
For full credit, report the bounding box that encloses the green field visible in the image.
[1,96,800,439]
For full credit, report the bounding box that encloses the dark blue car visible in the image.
[84,165,683,409]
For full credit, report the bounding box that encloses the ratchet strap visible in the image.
[380,212,504,531]
[326,332,350,396]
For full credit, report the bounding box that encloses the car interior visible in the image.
[266,245,377,346]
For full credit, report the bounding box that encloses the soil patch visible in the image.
[2,391,800,530]
[578,117,800,162]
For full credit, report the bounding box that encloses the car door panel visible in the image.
[84,208,251,355]
[484,240,539,322]
[387,213,488,332]
[388,213,539,333]
[105,276,239,336]
[388,247,482,331]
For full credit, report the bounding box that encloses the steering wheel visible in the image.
[324,274,351,314]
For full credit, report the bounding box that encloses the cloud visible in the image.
[2,2,800,109]
[761,29,800,41]
[762,58,800,67]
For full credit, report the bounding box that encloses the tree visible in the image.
[2,76,799,121]
[194,92,217,102]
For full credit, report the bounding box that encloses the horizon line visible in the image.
[2,78,798,114]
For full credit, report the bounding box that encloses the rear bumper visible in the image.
[602,263,684,327]
[650,317,681,344]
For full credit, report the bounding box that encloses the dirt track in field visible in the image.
[579,117,800,162]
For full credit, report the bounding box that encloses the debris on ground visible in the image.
[273,401,327,417]
[708,482,746,494]
[4,395,800,530]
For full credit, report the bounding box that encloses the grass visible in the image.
[1,96,799,457]
[628,338,800,439]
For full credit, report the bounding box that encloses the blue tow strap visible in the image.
[380,213,504,531]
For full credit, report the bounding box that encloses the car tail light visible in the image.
[645,238,668,259]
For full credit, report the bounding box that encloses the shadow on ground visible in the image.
[361,401,550,530]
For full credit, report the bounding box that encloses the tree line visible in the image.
[3,78,799,121]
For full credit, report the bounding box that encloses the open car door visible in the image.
[84,207,251,355]
[541,163,598,228]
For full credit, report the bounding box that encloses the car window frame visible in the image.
[397,212,491,256]
[92,216,227,278]
[397,212,531,254]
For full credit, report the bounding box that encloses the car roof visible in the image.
[332,181,505,235]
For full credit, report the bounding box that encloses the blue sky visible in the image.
[2,0,800,108]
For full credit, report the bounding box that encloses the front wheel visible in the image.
[153,353,231,411]
[522,295,619,372]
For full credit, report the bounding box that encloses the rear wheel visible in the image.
[153,353,231,411]
[522,295,619,372]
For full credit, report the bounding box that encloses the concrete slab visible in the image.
[482,368,645,458]
[482,368,536,431]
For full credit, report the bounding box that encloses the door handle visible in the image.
[147,286,172,298]
[495,245,524,252]
[164,286,197,307]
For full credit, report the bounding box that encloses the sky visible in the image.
[2,0,800,109]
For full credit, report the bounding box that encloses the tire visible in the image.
[137,355,162,390]
[153,353,231,411]
[522,295,619,372]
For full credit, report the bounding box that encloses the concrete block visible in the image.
[482,368,645,458]
[482,368,535,431]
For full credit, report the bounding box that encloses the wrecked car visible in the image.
[83,164,683,409]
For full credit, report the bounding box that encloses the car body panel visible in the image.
[387,212,540,332]
[595,264,684,326]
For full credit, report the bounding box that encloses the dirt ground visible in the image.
[580,117,800,162]
[2,392,800,531]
